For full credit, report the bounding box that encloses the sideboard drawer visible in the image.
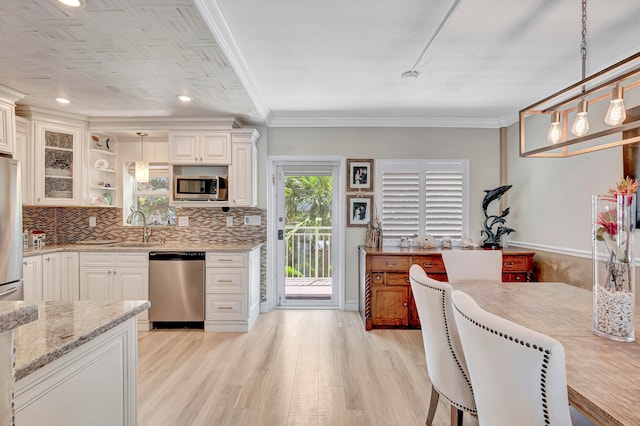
[412,256,446,274]
[502,255,531,272]
[371,273,385,285]
[503,273,528,282]
[386,273,410,286]
[371,256,411,272]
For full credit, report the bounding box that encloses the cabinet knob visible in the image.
[503,261,515,268]
[45,257,50,261]
[403,302,408,307]
[108,270,112,275]
[23,261,27,265]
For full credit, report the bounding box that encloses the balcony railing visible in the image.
[285,225,332,280]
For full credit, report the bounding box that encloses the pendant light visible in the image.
[605,85,626,126]
[135,132,149,183]
[547,111,562,144]
[570,0,590,138]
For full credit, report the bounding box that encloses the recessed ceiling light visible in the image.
[57,0,86,7]
[177,95,192,102]
[56,98,70,104]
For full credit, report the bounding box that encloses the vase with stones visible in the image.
[592,193,635,342]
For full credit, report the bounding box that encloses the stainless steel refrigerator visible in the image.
[0,154,22,301]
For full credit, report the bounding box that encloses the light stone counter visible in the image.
[23,242,263,257]
[0,302,39,333]
[13,300,150,381]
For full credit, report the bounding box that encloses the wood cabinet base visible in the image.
[359,246,535,330]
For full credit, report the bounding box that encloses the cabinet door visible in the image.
[79,269,111,300]
[168,132,199,164]
[114,267,149,321]
[0,101,14,155]
[228,141,255,207]
[15,127,33,205]
[371,285,409,327]
[200,132,231,164]
[408,290,421,328]
[23,256,43,302]
[42,253,61,300]
[59,252,79,301]
[33,122,83,205]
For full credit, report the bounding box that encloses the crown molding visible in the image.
[269,113,505,128]
[88,116,242,133]
[0,84,25,104]
[16,105,88,127]
[193,0,271,124]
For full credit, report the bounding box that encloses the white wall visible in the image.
[506,121,623,254]
[267,127,501,305]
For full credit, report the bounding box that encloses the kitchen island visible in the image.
[12,299,150,426]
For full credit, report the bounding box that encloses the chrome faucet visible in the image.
[126,210,152,243]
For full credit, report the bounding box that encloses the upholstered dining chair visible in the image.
[408,265,476,426]
[451,290,594,426]
[441,250,502,283]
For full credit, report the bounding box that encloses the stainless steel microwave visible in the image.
[174,175,227,201]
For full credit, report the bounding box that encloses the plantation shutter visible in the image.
[424,163,464,238]
[380,166,420,240]
[378,160,468,246]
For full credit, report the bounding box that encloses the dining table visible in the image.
[449,281,640,426]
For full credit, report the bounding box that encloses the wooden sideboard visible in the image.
[358,246,535,330]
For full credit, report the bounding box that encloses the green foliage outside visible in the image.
[285,176,332,278]
[131,177,176,225]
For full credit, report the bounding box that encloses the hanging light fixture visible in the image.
[570,0,590,138]
[135,132,149,183]
[519,0,640,158]
[605,84,626,126]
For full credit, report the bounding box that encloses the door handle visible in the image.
[0,287,18,297]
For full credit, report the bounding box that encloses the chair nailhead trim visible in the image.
[423,283,476,414]
[453,302,553,425]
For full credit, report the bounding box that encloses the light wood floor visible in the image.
[137,310,479,426]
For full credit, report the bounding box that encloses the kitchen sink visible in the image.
[117,241,163,247]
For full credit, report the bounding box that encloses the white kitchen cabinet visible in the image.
[0,100,16,155]
[25,252,79,302]
[86,132,118,207]
[168,131,231,165]
[32,121,84,206]
[14,116,33,204]
[44,252,79,301]
[23,255,43,302]
[14,317,138,426]
[205,247,260,332]
[228,129,259,207]
[79,252,150,330]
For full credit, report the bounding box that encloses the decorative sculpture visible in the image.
[481,185,515,249]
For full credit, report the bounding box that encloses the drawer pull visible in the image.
[218,280,234,283]
[403,302,408,307]
[405,277,410,283]
[217,259,234,262]
[217,306,233,310]
[375,275,382,280]
[423,262,434,268]
[385,261,396,267]
[503,261,515,268]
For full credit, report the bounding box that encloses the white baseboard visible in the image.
[260,301,270,313]
[343,300,359,311]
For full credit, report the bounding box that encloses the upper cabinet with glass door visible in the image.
[33,122,83,205]
[87,132,118,207]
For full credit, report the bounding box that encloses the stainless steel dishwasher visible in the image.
[148,252,205,323]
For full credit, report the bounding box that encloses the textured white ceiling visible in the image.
[1,0,639,127]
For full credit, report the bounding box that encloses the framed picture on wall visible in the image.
[347,195,372,227]
[347,159,374,191]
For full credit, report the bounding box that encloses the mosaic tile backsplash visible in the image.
[23,206,266,245]
[24,206,268,301]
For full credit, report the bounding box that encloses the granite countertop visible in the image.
[23,241,263,257]
[13,300,150,381]
[0,302,39,333]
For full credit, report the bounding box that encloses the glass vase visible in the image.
[592,193,636,342]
